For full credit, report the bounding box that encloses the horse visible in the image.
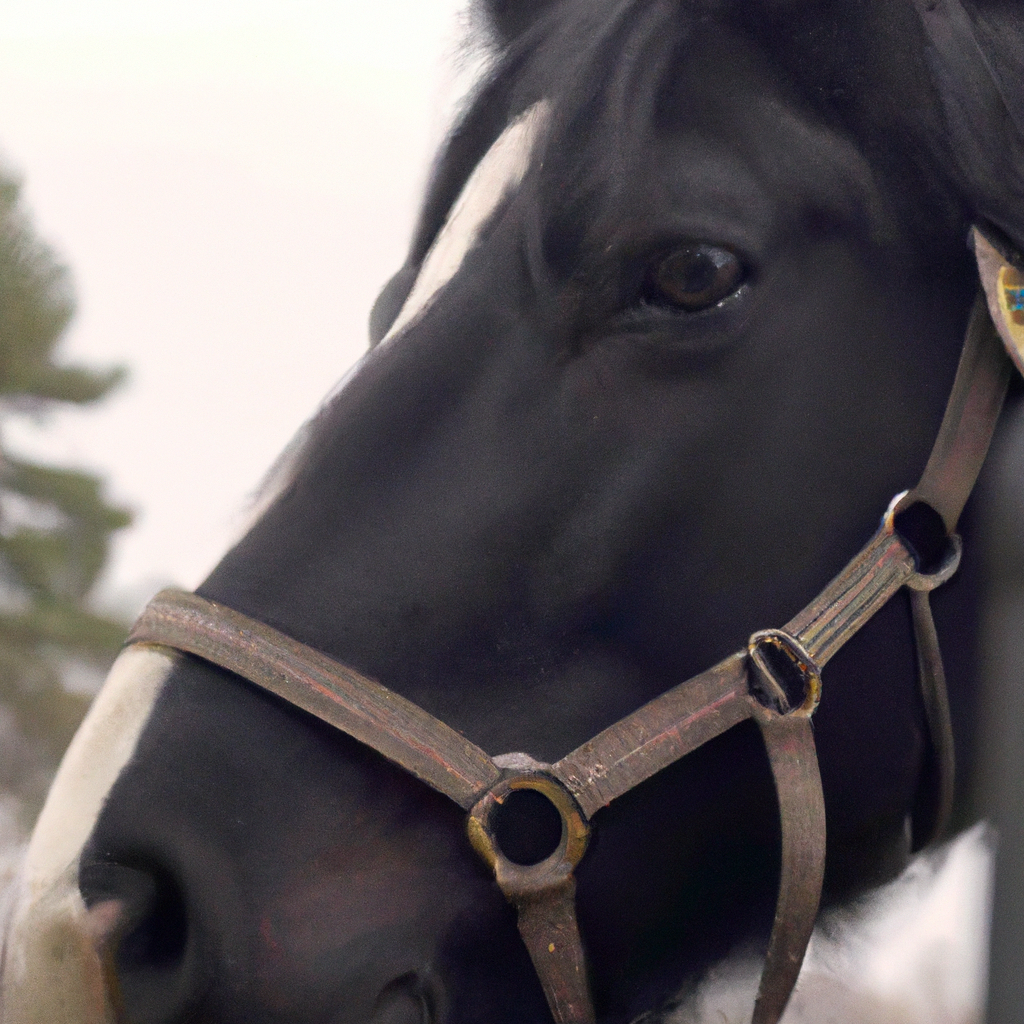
[3,0,1023,1022]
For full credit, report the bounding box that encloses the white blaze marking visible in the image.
[383,99,551,343]
[0,646,175,1024]
[231,100,551,540]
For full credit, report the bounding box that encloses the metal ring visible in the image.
[884,491,963,591]
[748,629,822,718]
[905,533,962,591]
[466,760,590,898]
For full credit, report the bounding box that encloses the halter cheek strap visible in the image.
[125,233,1017,1024]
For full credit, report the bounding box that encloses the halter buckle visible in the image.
[748,629,822,718]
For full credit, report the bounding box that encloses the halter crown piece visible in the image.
[127,227,1021,1024]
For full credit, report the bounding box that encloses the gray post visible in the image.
[980,401,1024,1024]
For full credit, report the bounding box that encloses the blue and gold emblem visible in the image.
[975,228,1024,377]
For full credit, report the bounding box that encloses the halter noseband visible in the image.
[125,229,1021,1024]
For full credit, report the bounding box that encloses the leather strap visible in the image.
[751,714,825,1024]
[908,586,956,846]
[903,288,1012,533]
[127,589,500,810]
[552,653,751,818]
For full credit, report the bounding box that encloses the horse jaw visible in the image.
[0,647,173,1024]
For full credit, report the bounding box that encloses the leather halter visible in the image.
[125,229,1020,1024]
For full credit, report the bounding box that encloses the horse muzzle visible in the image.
[0,648,171,1024]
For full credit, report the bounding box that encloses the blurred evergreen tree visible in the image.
[0,167,131,821]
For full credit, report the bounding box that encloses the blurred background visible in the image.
[0,0,475,834]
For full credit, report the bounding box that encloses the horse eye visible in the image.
[645,243,744,312]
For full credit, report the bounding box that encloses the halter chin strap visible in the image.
[126,231,1017,1024]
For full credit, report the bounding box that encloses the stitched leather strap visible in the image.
[128,595,805,1024]
[128,589,501,810]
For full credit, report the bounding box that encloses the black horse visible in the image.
[3,1,1023,1022]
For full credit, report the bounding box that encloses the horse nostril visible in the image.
[492,788,564,866]
[80,860,188,968]
[370,992,430,1024]
[79,859,193,1024]
[84,897,128,948]
[370,973,438,1024]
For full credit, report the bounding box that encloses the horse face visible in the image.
[2,1,1003,1022]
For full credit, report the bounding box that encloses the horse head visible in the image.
[3,1,1022,1022]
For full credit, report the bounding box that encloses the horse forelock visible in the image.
[381,0,972,355]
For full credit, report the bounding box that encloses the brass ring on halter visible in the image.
[466,759,590,896]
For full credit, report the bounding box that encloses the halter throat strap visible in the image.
[126,251,1014,1024]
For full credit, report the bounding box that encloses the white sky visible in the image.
[0,0,477,614]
